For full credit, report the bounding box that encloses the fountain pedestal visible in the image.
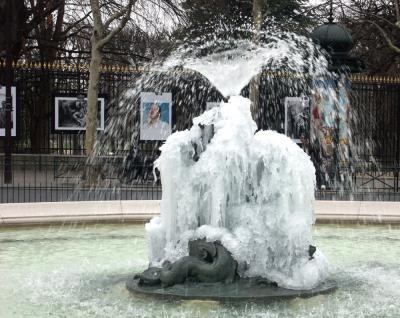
[126,277,337,301]
[127,238,337,300]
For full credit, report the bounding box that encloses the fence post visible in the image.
[3,0,17,184]
[396,87,400,192]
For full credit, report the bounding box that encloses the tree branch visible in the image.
[395,0,400,24]
[104,3,131,29]
[89,0,104,35]
[61,10,93,36]
[25,0,63,34]
[394,0,400,28]
[53,1,65,40]
[337,0,397,28]
[365,19,400,53]
[97,0,135,48]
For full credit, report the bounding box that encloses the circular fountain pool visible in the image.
[0,223,399,318]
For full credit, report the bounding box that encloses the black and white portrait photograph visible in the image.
[0,86,17,137]
[284,96,310,143]
[54,96,105,131]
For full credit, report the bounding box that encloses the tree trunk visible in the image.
[84,0,134,184]
[252,0,264,42]
[31,70,52,153]
[249,0,266,121]
[85,43,102,156]
[83,40,102,185]
[249,77,261,122]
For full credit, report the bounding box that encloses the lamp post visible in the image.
[310,2,363,190]
[310,1,362,73]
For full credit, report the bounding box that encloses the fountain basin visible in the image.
[0,223,399,317]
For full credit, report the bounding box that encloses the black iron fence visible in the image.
[0,153,162,203]
[1,63,400,203]
[350,77,400,163]
[1,153,399,203]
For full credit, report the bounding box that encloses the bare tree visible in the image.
[85,0,135,157]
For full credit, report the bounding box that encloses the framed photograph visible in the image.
[54,95,105,132]
[284,96,310,143]
[140,92,172,141]
[0,86,17,137]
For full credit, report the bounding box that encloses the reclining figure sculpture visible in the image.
[134,239,238,287]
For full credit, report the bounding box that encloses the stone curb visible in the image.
[0,200,399,226]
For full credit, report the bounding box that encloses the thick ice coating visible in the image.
[146,95,329,290]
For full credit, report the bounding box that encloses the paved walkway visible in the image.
[0,200,399,226]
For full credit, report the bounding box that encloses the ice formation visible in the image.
[163,34,328,97]
[146,95,329,290]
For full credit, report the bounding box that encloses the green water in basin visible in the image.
[0,223,399,318]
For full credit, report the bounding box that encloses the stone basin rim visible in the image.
[126,277,338,301]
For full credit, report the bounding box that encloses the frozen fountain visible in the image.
[126,31,337,299]
[3,29,400,318]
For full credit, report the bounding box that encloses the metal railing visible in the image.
[0,154,162,203]
[1,154,400,203]
[1,64,400,202]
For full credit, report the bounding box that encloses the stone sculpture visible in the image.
[134,239,238,287]
[134,240,319,288]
